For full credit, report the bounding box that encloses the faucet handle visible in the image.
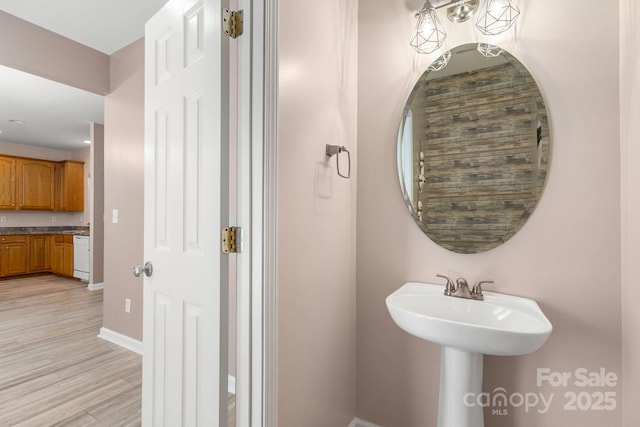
[471,280,494,300]
[436,274,456,296]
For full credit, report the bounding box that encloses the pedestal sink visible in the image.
[386,282,552,427]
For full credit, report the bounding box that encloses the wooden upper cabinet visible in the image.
[56,160,85,212]
[0,156,16,210]
[0,155,83,212]
[15,158,55,210]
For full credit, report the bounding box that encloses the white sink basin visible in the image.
[386,282,552,355]
[386,282,552,427]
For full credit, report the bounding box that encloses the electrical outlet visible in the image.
[51,215,57,223]
[0,216,6,223]
[125,298,131,313]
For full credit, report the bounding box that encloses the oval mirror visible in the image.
[398,43,551,254]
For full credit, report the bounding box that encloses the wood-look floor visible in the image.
[0,274,236,427]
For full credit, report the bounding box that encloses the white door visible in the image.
[142,0,230,425]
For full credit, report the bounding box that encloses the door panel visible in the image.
[143,0,229,426]
[16,159,55,210]
[0,156,16,209]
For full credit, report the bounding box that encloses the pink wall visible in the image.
[103,39,145,340]
[620,1,640,425]
[357,0,621,426]
[277,0,358,425]
[0,11,109,95]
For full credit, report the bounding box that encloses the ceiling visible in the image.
[0,65,104,151]
[0,0,169,151]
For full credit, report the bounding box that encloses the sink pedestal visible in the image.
[438,347,483,427]
[387,282,553,427]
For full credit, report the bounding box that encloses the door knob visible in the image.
[133,262,153,277]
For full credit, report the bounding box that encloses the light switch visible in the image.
[112,209,119,224]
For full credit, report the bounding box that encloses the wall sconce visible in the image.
[447,0,479,23]
[410,1,447,54]
[411,0,520,54]
[475,0,520,35]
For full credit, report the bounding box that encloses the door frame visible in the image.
[236,0,278,425]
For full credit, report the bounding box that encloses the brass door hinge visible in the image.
[222,226,241,253]
[223,8,243,39]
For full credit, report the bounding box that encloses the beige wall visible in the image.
[0,11,109,95]
[277,0,358,425]
[103,39,145,340]
[620,0,640,425]
[357,0,621,426]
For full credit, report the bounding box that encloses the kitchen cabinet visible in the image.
[0,156,16,209]
[29,235,50,273]
[51,234,74,277]
[0,155,83,212]
[0,233,83,278]
[0,235,28,277]
[15,158,55,210]
[56,160,84,212]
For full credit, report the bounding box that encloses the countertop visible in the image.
[0,226,90,236]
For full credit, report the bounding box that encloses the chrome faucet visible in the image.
[437,274,493,301]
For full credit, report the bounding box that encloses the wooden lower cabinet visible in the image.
[51,234,74,277]
[0,235,28,277]
[0,234,73,278]
[29,235,50,272]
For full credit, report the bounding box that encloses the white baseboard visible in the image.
[228,375,236,395]
[349,418,382,427]
[87,282,104,291]
[98,327,143,355]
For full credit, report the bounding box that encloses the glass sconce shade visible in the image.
[475,0,520,35]
[411,1,447,54]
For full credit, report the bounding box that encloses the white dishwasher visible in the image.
[73,235,90,281]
